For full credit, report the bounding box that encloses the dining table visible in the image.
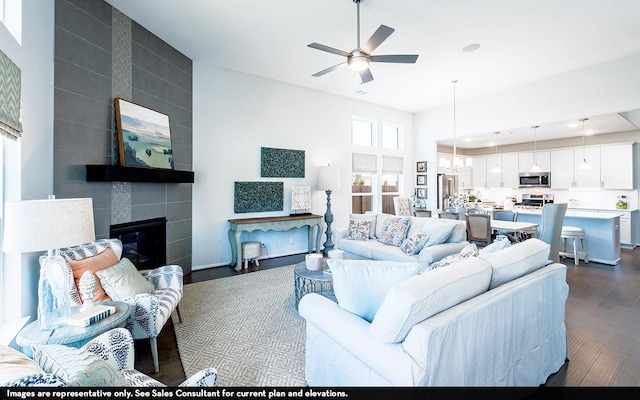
[490,220,539,242]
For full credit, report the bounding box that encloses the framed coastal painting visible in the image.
[115,98,174,169]
[416,187,427,199]
[416,161,427,173]
[416,174,427,186]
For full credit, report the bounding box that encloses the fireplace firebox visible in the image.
[110,217,167,270]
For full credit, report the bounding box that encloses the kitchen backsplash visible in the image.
[469,188,638,210]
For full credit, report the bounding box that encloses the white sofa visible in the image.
[299,238,569,386]
[334,212,470,269]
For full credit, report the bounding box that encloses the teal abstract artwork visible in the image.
[234,181,283,213]
[261,147,305,178]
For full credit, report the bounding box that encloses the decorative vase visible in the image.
[305,253,324,271]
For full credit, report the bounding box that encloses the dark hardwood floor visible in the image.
[133,248,640,387]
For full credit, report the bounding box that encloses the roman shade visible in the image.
[0,49,23,140]
[352,153,377,173]
[382,155,403,174]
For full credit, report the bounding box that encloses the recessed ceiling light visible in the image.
[355,89,368,95]
[462,43,481,53]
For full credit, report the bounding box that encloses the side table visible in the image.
[293,261,336,308]
[16,300,132,357]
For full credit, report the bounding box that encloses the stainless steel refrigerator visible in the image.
[437,173,459,211]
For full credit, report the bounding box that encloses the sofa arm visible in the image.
[333,227,348,249]
[298,294,416,385]
[418,241,470,265]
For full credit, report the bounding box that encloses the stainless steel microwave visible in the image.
[519,172,551,188]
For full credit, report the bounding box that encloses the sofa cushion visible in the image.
[96,257,154,300]
[370,256,492,343]
[0,345,46,385]
[350,214,377,239]
[405,217,429,238]
[32,344,128,386]
[327,259,421,323]
[400,232,431,255]
[374,213,393,238]
[338,238,387,259]
[425,242,479,270]
[447,221,468,243]
[371,245,419,263]
[377,216,411,247]
[479,238,550,290]
[346,219,371,241]
[421,219,456,247]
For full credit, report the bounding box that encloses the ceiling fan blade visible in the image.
[359,68,374,84]
[312,62,347,77]
[308,43,350,58]
[370,54,419,63]
[361,25,394,54]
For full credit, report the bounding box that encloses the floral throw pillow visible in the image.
[425,243,479,271]
[346,219,371,241]
[400,233,431,255]
[377,217,411,247]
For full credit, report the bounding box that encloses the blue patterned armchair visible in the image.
[2,328,217,387]
[58,238,182,373]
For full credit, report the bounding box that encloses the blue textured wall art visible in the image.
[234,181,284,213]
[260,147,305,178]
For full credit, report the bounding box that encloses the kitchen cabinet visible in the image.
[484,154,518,188]
[458,167,472,189]
[570,209,636,248]
[471,156,487,188]
[601,143,634,189]
[485,155,502,188]
[518,151,550,173]
[550,147,601,189]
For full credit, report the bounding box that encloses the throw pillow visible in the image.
[95,258,154,300]
[32,344,128,386]
[349,214,377,239]
[68,248,119,303]
[370,256,492,343]
[346,219,371,241]
[421,220,456,247]
[425,243,479,271]
[400,232,431,256]
[377,216,411,247]
[327,259,421,323]
[479,238,512,255]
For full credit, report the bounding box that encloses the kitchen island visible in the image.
[516,209,622,266]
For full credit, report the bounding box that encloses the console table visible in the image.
[228,214,323,271]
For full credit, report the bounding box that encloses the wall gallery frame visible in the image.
[416,174,427,186]
[416,161,427,173]
[416,187,427,199]
[115,98,174,169]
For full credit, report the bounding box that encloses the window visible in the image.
[351,118,375,147]
[0,0,22,45]
[351,118,404,215]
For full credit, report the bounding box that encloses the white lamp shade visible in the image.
[2,198,96,253]
[317,165,341,191]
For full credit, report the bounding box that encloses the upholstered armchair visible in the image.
[393,196,413,216]
[2,328,217,387]
[58,238,182,373]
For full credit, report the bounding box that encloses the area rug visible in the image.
[170,264,307,386]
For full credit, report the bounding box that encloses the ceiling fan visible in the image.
[308,0,419,84]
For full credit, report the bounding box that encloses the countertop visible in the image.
[515,209,625,219]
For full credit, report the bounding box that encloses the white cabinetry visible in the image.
[502,154,519,188]
[458,167,472,189]
[595,210,636,247]
[550,149,575,189]
[550,147,601,189]
[601,144,634,189]
[485,155,501,188]
[471,156,487,188]
[518,151,550,173]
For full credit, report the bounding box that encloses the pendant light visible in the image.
[529,125,542,173]
[577,118,592,170]
[451,80,463,171]
[491,132,501,174]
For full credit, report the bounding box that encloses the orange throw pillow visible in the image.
[69,248,119,302]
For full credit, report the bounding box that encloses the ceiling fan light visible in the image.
[348,54,370,71]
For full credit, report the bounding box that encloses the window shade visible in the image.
[0,49,22,140]
[352,153,377,173]
[382,155,403,174]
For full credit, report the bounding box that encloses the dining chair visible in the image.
[537,203,568,263]
[439,211,459,220]
[393,196,414,216]
[492,210,519,241]
[466,214,492,247]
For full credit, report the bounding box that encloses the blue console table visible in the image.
[228,214,323,271]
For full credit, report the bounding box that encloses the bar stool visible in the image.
[560,226,589,266]
[241,241,262,269]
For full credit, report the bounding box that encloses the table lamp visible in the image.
[317,165,340,256]
[2,197,95,330]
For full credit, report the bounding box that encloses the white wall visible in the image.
[1,1,54,325]
[192,65,413,269]
[415,54,640,211]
